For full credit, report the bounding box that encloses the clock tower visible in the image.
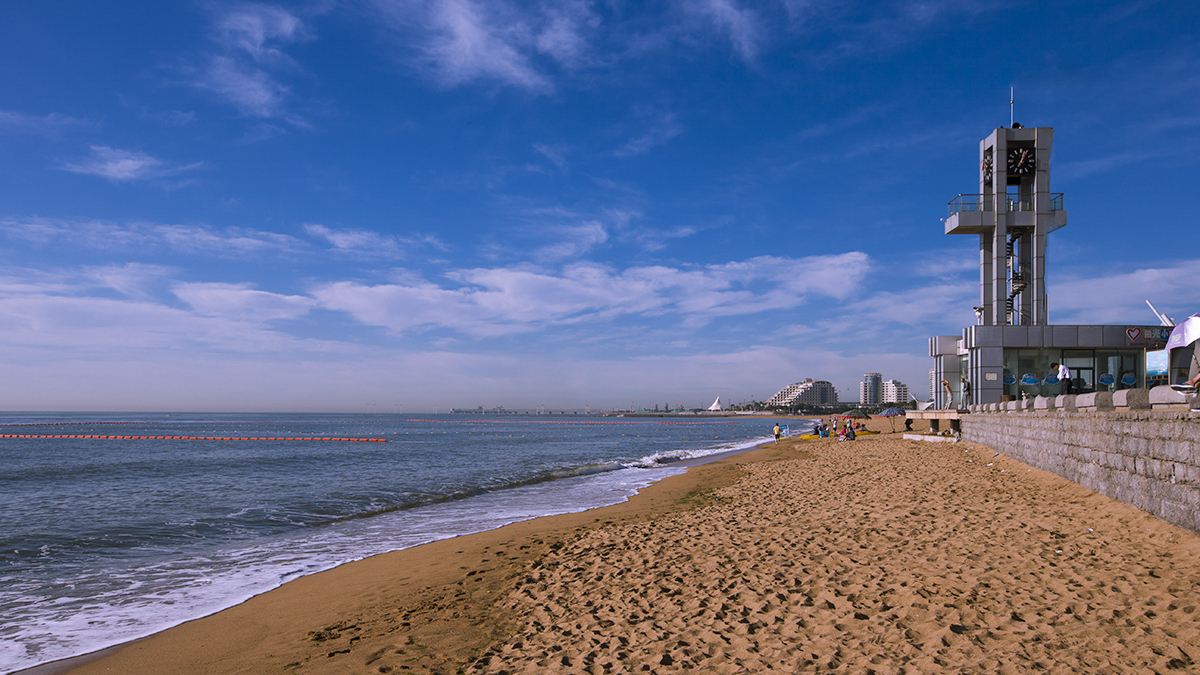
[945,125,1066,325]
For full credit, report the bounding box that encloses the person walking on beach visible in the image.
[772,423,782,442]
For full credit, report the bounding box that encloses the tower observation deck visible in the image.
[944,126,1067,326]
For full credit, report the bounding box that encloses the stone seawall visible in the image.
[961,410,1200,532]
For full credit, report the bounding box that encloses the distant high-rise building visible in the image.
[881,379,909,405]
[766,379,838,407]
[858,372,882,406]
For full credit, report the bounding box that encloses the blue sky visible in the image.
[1,0,1198,411]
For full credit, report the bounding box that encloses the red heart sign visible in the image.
[1126,327,1142,342]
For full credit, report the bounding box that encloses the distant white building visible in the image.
[766,379,838,407]
[858,372,882,406]
[706,396,723,411]
[881,379,909,405]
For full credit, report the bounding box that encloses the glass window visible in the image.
[1096,351,1142,390]
[1063,350,1094,394]
[1004,348,1061,399]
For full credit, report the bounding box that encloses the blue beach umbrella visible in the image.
[878,407,905,431]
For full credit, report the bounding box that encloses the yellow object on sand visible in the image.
[798,434,821,440]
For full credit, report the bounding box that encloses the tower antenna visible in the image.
[1009,86,1015,127]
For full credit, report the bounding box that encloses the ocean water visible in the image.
[0,412,774,671]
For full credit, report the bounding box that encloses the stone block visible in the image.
[1005,401,1022,412]
[1055,394,1076,411]
[1033,395,1056,410]
[1149,385,1188,409]
[1074,392,1113,410]
[1163,439,1197,464]
[1112,389,1150,410]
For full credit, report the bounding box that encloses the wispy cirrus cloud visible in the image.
[0,217,301,256]
[533,221,608,261]
[198,56,292,119]
[532,142,569,171]
[687,0,763,62]
[615,111,683,157]
[195,3,310,122]
[304,223,446,258]
[0,109,92,135]
[369,0,605,92]
[59,145,202,183]
[372,0,551,91]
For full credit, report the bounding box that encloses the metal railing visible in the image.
[947,193,1064,216]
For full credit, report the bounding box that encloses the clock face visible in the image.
[1007,147,1036,177]
[981,148,994,182]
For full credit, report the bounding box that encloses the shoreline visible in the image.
[21,435,782,674]
[36,417,1199,671]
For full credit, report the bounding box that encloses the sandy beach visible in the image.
[67,428,1200,673]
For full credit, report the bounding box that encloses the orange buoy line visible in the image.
[0,434,387,442]
[0,421,135,428]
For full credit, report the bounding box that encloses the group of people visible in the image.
[810,417,859,441]
[940,377,970,410]
[770,418,862,442]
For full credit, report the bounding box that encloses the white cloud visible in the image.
[59,146,201,183]
[173,282,314,321]
[198,55,291,119]
[532,142,568,171]
[196,4,308,120]
[910,249,980,277]
[615,111,683,157]
[423,0,549,90]
[1051,258,1200,325]
[304,223,403,257]
[0,217,302,256]
[0,109,91,135]
[303,223,446,258]
[534,221,608,260]
[215,3,305,62]
[0,289,334,359]
[83,263,174,298]
[535,5,593,68]
[689,0,762,62]
[371,0,578,92]
[313,252,870,336]
[370,0,551,91]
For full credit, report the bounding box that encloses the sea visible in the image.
[0,412,777,672]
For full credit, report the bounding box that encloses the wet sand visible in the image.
[69,430,1199,673]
